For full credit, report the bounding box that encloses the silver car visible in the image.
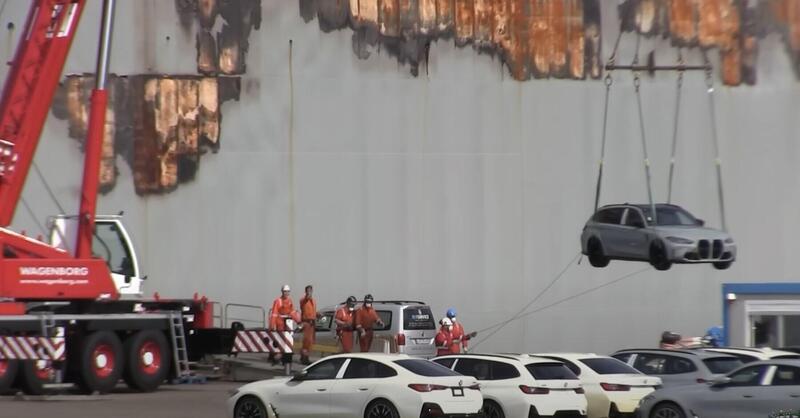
[581,204,736,271]
[637,359,800,418]
[312,300,438,358]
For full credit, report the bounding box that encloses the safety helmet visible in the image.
[446,308,457,319]
[346,296,357,308]
[281,284,291,292]
[440,317,453,327]
[364,294,374,303]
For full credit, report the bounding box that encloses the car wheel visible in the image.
[713,261,732,270]
[482,400,505,418]
[650,402,685,418]
[234,395,268,418]
[649,240,672,271]
[587,238,610,268]
[364,399,399,418]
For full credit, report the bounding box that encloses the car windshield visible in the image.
[526,363,579,380]
[704,357,744,374]
[394,359,461,377]
[639,206,699,226]
[580,358,641,375]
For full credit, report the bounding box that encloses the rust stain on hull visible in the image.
[300,0,603,81]
[620,0,800,86]
[54,75,239,195]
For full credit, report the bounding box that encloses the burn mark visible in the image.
[53,75,240,195]
[177,0,261,76]
[299,0,603,81]
[619,0,800,86]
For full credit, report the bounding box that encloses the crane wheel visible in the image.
[0,359,18,394]
[16,360,55,395]
[74,331,124,394]
[122,330,171,392]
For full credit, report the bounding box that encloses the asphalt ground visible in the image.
[0,381,241,418]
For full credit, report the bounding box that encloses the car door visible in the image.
[692,364,769,418]
[277,357,346,418]
[590,207,627,257]
[620,208,650,258]
[765,365,800,412]
[329,358,398,418]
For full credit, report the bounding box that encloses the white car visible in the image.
[433,354,588,418]
[534,353,661,418]
[701,347,800,363]
[228,353,483,418]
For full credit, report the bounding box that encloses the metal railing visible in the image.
[224,303,266,329]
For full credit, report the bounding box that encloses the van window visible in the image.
[375,310,392,331]
[403,307,436,330]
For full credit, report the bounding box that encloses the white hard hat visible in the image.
[441,317,453,327]
[281,284,291,292]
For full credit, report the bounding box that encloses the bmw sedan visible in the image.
[228,353,483,418]
[638,360,800,418]
[581,203,736,271]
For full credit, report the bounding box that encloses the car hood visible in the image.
[237,376,293,393]
[652,226,732,241]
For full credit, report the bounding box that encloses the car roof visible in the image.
[532,353,604,360]
[321,353,414,361]
[598,203,682,210]
[435,353,562,364]
[613,348,737,359]
[702,347,800,358]
[739,359,800,367]
[320,301,430,311]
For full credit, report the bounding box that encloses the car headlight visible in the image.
[724,237,734,244]
[666,236,693,244]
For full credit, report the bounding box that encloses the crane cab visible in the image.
[49,215,143,296]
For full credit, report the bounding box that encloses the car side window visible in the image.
[633,354,668,375]
[305,358,347,380]
[728,365,766,387]
[432,358,456,369]
[316,312,334,332]
[375,310,392,331]
[343,359,398,379]
[665,357,697,374]
[624,209,645,228]
[454,358,491,380]
[489,361,521,380]
[771,366,800,386]
[594,208,624,225]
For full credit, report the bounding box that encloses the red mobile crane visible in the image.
[0,0,274,395]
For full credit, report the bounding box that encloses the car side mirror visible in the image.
[710,376,731,387]
[696,219,705,226]
[291,371,308,382]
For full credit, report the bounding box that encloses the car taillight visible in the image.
[600,383,630,392]
[696,378,707,384]
[396,333,406,346]
[574,387,585,394]
[519,385,550,394]
[467,383,480,390]
[408,384,447,392]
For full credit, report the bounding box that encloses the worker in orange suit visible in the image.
[298,284,320,365]
[268,284,295,365]
[335,296,357,353]
[355,294,384,352]
[446,308,477,353]
[435,317,456,356]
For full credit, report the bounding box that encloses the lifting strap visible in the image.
[593,28,624,213]
[703,52,728,231]
[632,35,658,224]
[666,50,684,204]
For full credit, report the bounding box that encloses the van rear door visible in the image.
[400,305,437,357]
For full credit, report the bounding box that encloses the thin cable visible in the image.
[632,34,657,225]
[470,252,581,349]
[703,52,727,231]
[32,161,66,214]
[511,267,650,322]
[593,74,613,213]
[667,50,684,204]
[20,197,47,237]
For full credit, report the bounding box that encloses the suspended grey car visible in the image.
[581,204,736,271]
